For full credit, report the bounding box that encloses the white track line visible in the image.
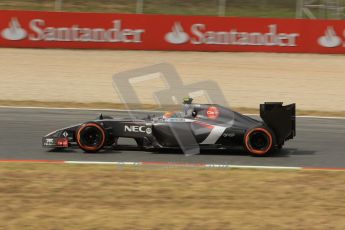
[1,160,344,171]
[0,105,162,113]
[65,161,142,165]
[294,115,345,120]
[243,113,345,120]
[205,164,302,170]
[1,105,345,119]
[65,160,302,170]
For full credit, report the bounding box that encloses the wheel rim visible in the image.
[249,131,269,151]
[77,123,105,151]
[80,126,103,147]
[245,128,272,155]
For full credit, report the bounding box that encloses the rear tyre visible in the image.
[76,122,106,153]
[244,127,274,156]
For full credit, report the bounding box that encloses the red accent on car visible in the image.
[57,138,69,147]
[194,120,214,129]
[206,106,219,119]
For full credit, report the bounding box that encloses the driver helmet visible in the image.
[163,111,180,119]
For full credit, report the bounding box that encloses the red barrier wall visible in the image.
[1,10,345,53]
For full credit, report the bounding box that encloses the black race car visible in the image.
[42,100,295,156]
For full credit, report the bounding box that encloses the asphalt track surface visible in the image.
[0,107,344,168]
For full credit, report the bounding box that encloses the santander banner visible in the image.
[1,10,345,53]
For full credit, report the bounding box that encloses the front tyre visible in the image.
[244,127,274,156]
[76,122,106,153]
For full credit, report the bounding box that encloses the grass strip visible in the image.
[0,162,344,229]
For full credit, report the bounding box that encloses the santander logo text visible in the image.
[165,22,300,47]
[1,18,145,43]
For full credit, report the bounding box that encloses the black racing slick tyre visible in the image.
[76,122,106,153]
[244,127,274,156]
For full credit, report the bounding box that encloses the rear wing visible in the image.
[260,102,296,145]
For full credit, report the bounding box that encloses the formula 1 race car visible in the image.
[42,99,296,156]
